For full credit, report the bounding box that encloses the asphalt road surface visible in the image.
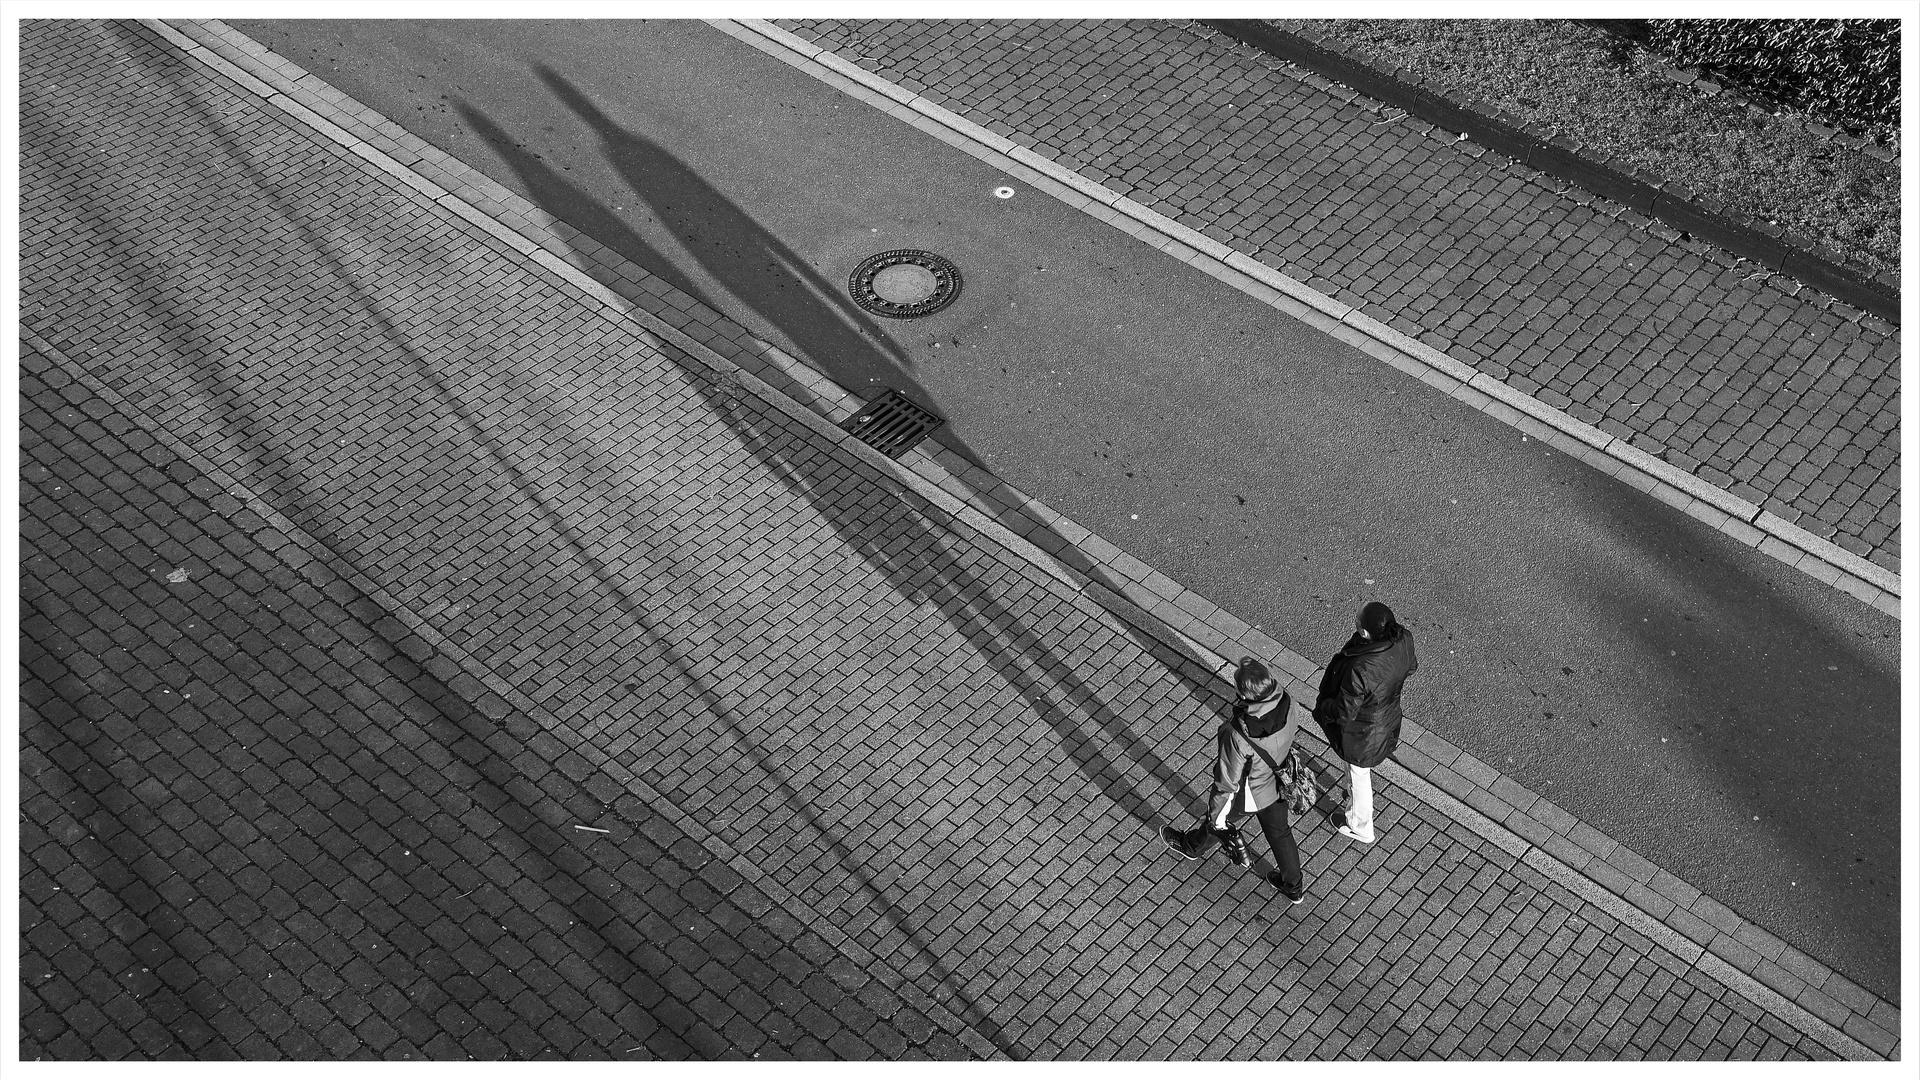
[234,19,1900,998]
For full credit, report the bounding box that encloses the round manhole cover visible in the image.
[849,250,962,319]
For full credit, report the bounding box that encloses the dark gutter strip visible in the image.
[1202,19,1899,325]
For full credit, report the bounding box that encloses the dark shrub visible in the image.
[1645,19,1899,129]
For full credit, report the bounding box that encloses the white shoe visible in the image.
[1337,825,1375,844]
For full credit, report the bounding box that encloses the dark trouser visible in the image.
[1171,800,1303,892]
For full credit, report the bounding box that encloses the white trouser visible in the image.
[1346,763,1375,839]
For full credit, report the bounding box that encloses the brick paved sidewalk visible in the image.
[20,342,967,1060]
[14,341,1855,1060]
[776,19,1900,574]
[17,18,1896,1061]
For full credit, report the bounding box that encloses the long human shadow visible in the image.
[498,38,1896,1013]
[516,66,1237,749]
[97,35,1035,1055]
[60,28,919,1059]
[57,29,1242,1055]
[528,66,922,403]
[459,90,1218,829]
[439,98,1276,1048]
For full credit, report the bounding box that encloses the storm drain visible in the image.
[840,389,945,459]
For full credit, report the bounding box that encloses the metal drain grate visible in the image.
[840,389,945,459]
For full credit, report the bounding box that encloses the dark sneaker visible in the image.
[1161,826,1200,860]
[1267,872,1305,903]
[1217,826,1250,867]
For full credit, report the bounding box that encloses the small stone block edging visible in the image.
[728,20,1898,618]
[134,16,1903,1062]
[1200,20,1899,325]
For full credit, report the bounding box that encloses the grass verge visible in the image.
[1276,18,1899,283]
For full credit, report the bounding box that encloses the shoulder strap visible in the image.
[1245,736,1282,774]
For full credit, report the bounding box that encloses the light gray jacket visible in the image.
[1208,691,1305,827]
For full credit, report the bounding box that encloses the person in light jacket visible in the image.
[1314,600,1418,844]
[1161,657,1307,903]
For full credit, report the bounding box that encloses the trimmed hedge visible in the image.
[1643,19,1900,130]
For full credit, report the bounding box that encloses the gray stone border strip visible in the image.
[139,17,1899,1060]
[1199,19,1900,324]
[72,24,1027,1059]
[714,18,1898,620]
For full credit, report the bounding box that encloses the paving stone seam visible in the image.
[1381,765,1883,1062]
[145,17,1899,1057]
[21,317,1001,1062]
[703,21,1907,1041]
[218,11,1903,1046]
[16,353,928,1061]
[65,26,1185,1061]
[1196,19,1899,323]
[714,17,1898,618]
[868,15,1902,599]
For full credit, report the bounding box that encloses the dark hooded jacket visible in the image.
[1313,625,1418,768]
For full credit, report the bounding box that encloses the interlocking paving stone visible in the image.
[21,348,961,1060]
[18,17,1873,1061]
[775,18,1899,573]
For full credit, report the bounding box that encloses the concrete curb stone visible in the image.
[731,20,1898,618]
[1198,21,1898,324]
[139,17,1900,1061]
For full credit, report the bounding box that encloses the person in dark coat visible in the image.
[1161,657,1308,903]
[1314,601,1417,844]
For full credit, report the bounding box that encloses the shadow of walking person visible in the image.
[453,90,1219,830]
[467,77,1245,784]
[529,67,943,413]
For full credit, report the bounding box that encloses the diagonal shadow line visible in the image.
[706,711,1021,1054]
[39,26,836,1060]
[193,15,1228,867]
[475,72,1322,927]
[19,647,239,1059]
[444,101,1317,1046]
[264,78,1139,1052]
[21,355,837,1061]
[24,558,678,1060]
[327,632,733,1059]
[465,90,1219,825]
[531,66,917,380]
[342,366,1028,1053]
[88,25,1021,1057]
[22,112,336,561]
[66,25,1252,1055]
